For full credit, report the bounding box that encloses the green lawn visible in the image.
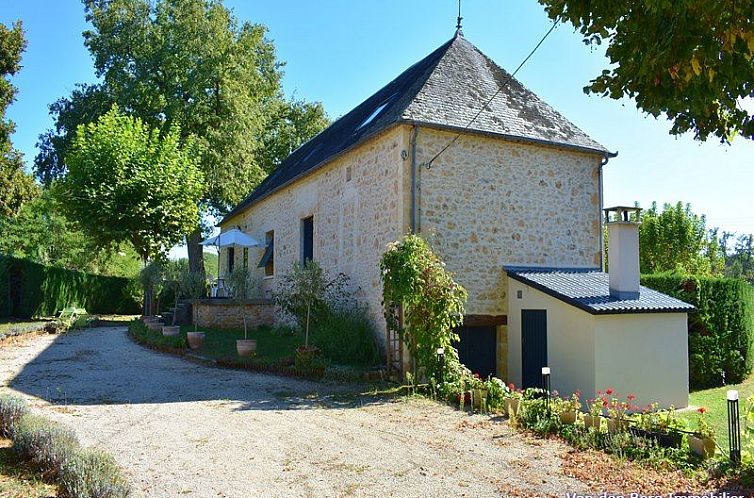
[681,375,754,445]
[0,321,47,335]
[178,324,303,364]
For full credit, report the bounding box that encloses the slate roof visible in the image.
[505,267,695,315]
[223,33,613,221]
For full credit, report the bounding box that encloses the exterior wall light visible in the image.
[541,366,551,408]
[728,389,741,465]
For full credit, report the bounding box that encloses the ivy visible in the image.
[380,235,468,381]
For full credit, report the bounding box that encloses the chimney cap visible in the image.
[604,206,641,223]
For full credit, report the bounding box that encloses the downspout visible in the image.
[599,151,618,271]
[410,125,420,234]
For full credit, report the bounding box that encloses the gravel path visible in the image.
[0,327,589,497]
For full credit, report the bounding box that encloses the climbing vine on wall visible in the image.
[380,234,467,381]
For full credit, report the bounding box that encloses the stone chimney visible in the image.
[604,206,642,300]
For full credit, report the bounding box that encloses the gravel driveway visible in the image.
[0,327,588,497]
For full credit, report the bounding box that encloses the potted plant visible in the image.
[273,261,347,370]
[504,383,522,416]
[470,373,488,411]
[556,390,580,425]
[605,390,631,433]
[632,402,684,448]
[178,266,207,350]
[227,266,256,357]
[688,407,716,458]
[584,396,603,430]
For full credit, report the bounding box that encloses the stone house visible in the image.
[218,32,692,407]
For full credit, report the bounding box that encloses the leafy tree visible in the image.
[0,20,37,217]
[606,201,723,275]
[58,106,204,263]
[0,193,141,277]
[35,0,328,275]
[538,1,754,142]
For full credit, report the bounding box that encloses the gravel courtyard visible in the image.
[0,327,589,497]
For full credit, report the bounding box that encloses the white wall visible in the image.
[594,313,689,409]
[507,279,596,397]
[508,278,689,408]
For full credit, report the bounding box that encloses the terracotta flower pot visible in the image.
[162,325,180,337]
[505,398,520,416]
[688,435,716,459]
[607,418,628,433]
[559,410,577,425]
[147,321,164,331]
[584,414,600,429]
[236,339,257,357]
[187,332,205,350]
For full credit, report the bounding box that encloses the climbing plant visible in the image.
[380,234,467,381]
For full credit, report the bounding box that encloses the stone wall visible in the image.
[220,126,409,347]
[414,127,604,377]
[194,299,275,330]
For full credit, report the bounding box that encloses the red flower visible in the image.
[698,407,707,414]
[605,388,614,395]
[602,399,608,407]
[508,383,515,391]
[627,394,636,401]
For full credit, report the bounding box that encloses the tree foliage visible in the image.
[636,202,723,275]
[0,20,37,217]
[0,193,141,277]
[380,235,468,381]
[58,107,204,262]
[35,0,328,209]
[538,1,754,142]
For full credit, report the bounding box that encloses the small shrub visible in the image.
[0,394,28,436]
[311,308,381,366]
[58,448,130,498]
[13,413,79,477]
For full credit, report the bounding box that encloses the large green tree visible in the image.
[35,0,328,275]
[58,107,205,263]
[615,201,724,275]
[0,20,37,217]
[538,1,754,142]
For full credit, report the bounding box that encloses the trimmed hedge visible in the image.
[0,255,139,318]
[641,273,754,388]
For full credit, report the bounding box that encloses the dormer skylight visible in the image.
[355,93,398,131]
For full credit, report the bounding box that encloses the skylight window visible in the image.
[355,93,398,131]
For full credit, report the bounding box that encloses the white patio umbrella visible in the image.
[200,228,261,248]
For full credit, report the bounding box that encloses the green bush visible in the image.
[0,254,140,318]
[311,308,381,367]
[128,319,186,351]
[58,448,130,498]
[0,394,28,437]
[13,413,79,478]
[641,273,754,388]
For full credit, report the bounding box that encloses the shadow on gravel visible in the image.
[8,327,397,412]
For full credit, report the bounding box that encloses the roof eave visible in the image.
[505,271,695,316]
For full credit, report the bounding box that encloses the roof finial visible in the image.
[456,0,464,36]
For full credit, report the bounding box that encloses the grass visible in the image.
[681,373,754,446]
[0,439,56,498]
[0,320,47,335]
[179,324,303,364]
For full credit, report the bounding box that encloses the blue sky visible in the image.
[3,0,754,239]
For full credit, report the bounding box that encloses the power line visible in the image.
[424,19,560,169]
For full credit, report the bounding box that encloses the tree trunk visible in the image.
[187,227,206,286]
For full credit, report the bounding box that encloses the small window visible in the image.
[227,247,235,274]
[346,165,352,182]
[243,248,249,269]
[258,231,274,277]
[355,93,398,131]
[301,216,314,264]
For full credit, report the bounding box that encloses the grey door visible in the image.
[521,310,547,389]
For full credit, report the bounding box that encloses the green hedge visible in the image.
[641,273,754,388]
[0,254,140,318]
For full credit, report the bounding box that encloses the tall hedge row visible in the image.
[641,273,754,388]
[0,255,140,318]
